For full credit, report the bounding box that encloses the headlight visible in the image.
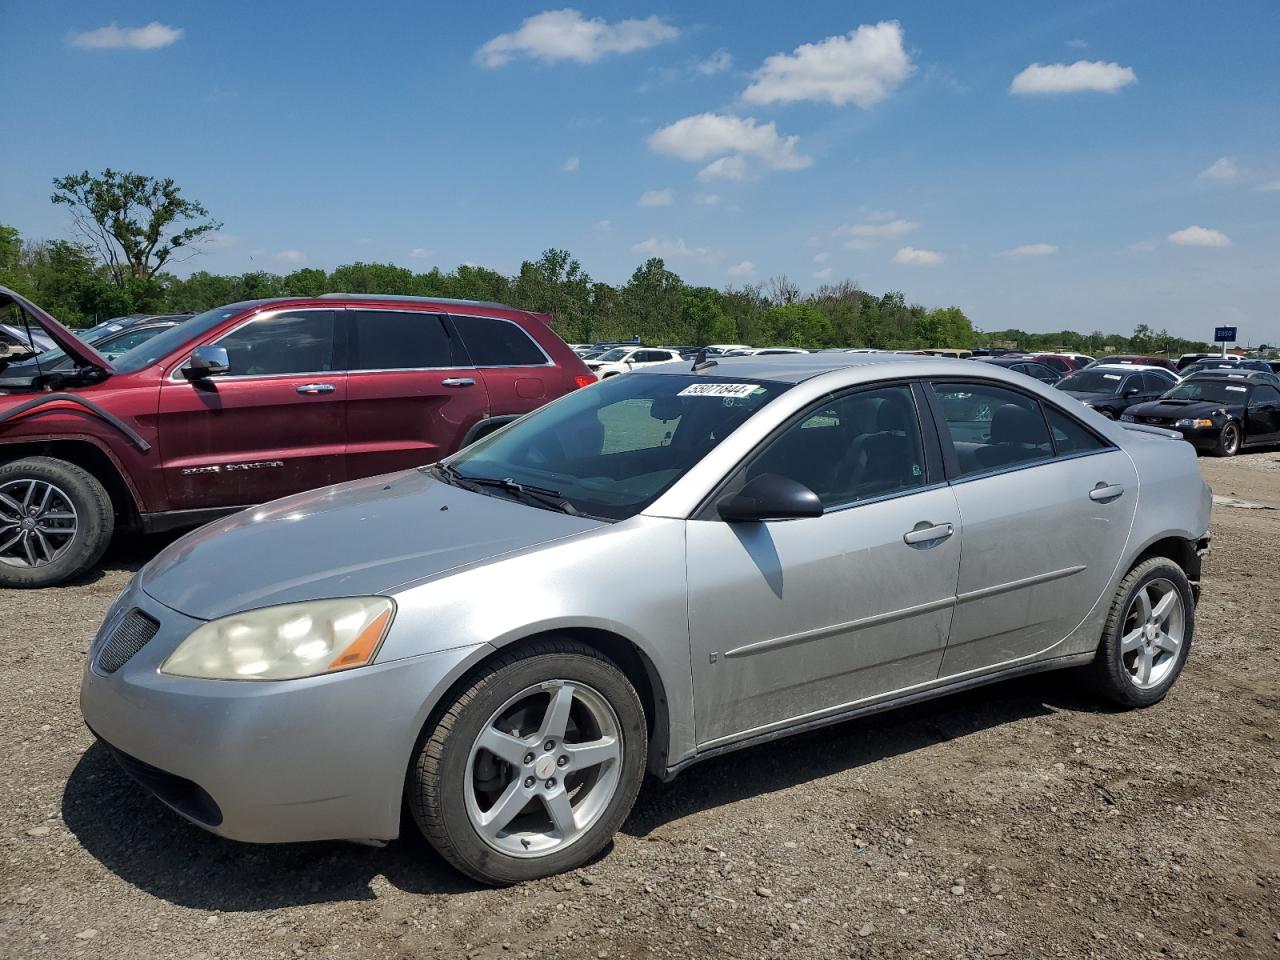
[161,597,395,680]
[1120,414,1135,422]
[1175,418,1214,429]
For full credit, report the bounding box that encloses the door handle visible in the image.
[1089,483,1125,502]
[295,383,335,395]
[903,522,954,545]
[441,377,476,388]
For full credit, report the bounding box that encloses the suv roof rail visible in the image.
[315,293,517,311]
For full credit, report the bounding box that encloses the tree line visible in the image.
[0,170,1214,356]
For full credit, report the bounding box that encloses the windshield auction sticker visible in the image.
[678,383,759,398]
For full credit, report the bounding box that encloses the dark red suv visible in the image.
[0,288,594,587]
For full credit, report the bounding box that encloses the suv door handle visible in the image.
[441,378,476,388]
[903,522,954,545]
[1090,483,1125,502]
[295,383,336,395]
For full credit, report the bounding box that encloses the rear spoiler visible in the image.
[1121,422,1183,441]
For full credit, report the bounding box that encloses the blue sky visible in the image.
[2,1,1277,341]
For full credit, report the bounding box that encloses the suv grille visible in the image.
[96,610,160,673]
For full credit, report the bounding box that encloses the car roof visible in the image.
[1084,363,1170,373]
[646,351,942,384]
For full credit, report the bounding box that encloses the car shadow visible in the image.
[62,672,1104,909]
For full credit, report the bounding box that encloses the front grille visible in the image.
[96,610,160,673]
[1144,417,1168,425]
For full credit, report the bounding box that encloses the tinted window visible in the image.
[1251,385,1280,404]
[1046,407,1108,455]
[1058,370,1126,394]
[350,310,456,370]
[215,310,336,376]
[745,386,926,508]
[1023,363,1059,383]
[114,305,242,374]
[932,382,1053,477]
[450,314,546,366]
[1141,372,1174,393]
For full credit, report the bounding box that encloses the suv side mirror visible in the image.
[717,473,823,522]
[185,344,230,379]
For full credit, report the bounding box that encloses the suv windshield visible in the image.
[111,305,242,374]
[445,373,788,520]
[1058,370,1127,394]
[1164,380,1249,403]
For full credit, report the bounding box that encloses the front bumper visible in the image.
[79,579,482,844]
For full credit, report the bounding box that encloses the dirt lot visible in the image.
[2,452,1278,960]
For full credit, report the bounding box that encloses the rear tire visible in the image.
[408,638,647,885]
[1087,557,1194,708]
[0,457,114,588]
[1211,421,1241,457]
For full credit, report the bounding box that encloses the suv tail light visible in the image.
[573,375,596,390]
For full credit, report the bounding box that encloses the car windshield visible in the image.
[0,321,124,372]
[596,348,630,362]
[1058,370,1126,394]
[1163,380,1249,403]
[445,373,789,521]
[111,305,242,374]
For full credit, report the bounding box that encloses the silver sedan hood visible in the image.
[140,469,605,620]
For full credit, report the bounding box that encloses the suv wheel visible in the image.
[1087,557,1194,707]
[408,638,647,885]
[0,457,114,588]
[1212,422,1241,457]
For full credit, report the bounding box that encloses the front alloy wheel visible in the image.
[0,457,114,588]
[0,478,79,568]
[1213,422,1241,457]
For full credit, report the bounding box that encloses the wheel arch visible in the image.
[1127,533,1205,597]
[0,438,141,526]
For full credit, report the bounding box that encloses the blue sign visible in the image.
[1214,326,1237,343]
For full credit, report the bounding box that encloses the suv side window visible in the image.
[931,382,1054,477]
[744,385,927,509]
[349,310,457,370]
[450,314,547,367]
[214,310,336,376]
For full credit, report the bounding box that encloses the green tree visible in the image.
[512,249,592,342]
[681,289,735,346]
[51,170,221,289]
[620,258,684,343]
[762,303,832,347]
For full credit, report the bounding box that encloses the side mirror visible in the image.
[717,473,823,523]
[1124,386,1140,397]
[184,344,230,379]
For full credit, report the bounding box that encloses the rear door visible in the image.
[1245,384,1280,442]
[927,380,1138,676]
[157,308,346,508]
[344,308,489,477]
[448,313,557,417]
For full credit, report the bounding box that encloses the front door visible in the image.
[686,384,962,748]
[928,381,1138,676]
[1245,384,1280,443]
[157,308,346,509]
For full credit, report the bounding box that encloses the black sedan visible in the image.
[1122,376,1280,456]
[1055,365,1177,419]
[975,356,1062,384]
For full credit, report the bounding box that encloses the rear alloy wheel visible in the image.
[1212,422,1241,457]
[0,457,114,588]
[1088,557,1194,707]
[409,638,647,884]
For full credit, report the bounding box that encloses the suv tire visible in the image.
[0,457,114,588]
[408,637,647,885]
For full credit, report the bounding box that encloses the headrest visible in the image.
[990,403,1043,445]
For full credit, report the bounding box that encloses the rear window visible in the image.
[450,314,547,367]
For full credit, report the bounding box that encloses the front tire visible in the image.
[1087,557,1194,707]
[408,638,647,885]
[0,457,114,588]
[1212,421,1241,457]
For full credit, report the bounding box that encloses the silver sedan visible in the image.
[81,354,1212,884]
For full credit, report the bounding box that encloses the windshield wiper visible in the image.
[431,465,578,515]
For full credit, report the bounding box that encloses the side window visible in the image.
[1251,385,1280,404]
[450,315,546,366]
[744,386,926,509]
[931,382,1054,477]
[350,310,456,370]
[1141,372,1172,393]
[1046,407,1109,455]
[99,328,162,358]
[214,310,336,376]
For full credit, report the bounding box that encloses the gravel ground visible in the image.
[2,451,1278,960]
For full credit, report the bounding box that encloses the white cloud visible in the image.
[698,155,748,181]
[999,243,1058,258]
[203,232,238,250]
[562,155,580,173]
[892,246,944,265]
[814,251,830,263]
[631,237,718,261]
[274,249,307,265]
[638,188,674,207]
[1167,225,1231,247]
[69,21,183,49]
[696,49,733,75]
[1257,180,1280,192]
[1010,60,1136,95]
[835,218,919,248]
[727,260,755,278]
[410,247,433,259]
[1199,157,1238,181]
[694,192,720,206]
[742,21,913,108]
[648,113,812,181]
[812,267,833,279]
[476,9,678,68]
